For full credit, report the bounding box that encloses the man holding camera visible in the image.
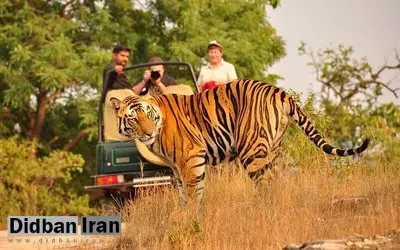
[134,56,177,95]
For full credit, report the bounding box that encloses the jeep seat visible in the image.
[164,84,194,95]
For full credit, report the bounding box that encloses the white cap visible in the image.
[207,40,223,50]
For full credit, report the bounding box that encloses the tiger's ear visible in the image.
[109,97,121,111]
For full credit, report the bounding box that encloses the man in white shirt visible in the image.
[197,41,238,91]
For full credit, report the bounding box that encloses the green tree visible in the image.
[0,1,143,158]
[130,0,285,81]
[298,42,400,148]
[298,42,400,116]
[1,2,94,155]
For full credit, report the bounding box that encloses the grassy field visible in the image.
[108,151,400,250]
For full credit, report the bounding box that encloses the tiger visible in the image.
[109,79,369,212]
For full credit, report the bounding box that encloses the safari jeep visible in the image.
[84,61,200,201]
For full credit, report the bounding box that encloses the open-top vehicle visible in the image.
[84,61,199,200]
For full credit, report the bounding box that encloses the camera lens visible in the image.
[150,71,161,80]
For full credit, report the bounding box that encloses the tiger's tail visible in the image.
[284,93,369,156]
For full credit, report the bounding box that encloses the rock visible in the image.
[283,231,400,250]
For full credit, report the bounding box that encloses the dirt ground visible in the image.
[2,225,399,249]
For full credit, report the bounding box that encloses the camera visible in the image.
[150,70,161,81]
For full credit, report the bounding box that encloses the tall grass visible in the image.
[111,153,400,249]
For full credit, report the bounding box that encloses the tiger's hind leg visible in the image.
[247,162,277,185]
[240,149,282,186]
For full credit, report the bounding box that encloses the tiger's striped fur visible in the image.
[110,79,369,211]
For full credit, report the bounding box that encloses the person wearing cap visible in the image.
[197,41,238,92]
[133,56,177,95]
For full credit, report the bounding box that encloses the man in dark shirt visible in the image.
[103,44,133,91]
[134,56,177,95]
[103,44,137,141]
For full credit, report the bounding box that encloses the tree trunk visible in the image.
[27,91,50,159]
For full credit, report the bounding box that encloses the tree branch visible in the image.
[62,128,92,151]
[374,63,400,77]
[30,89,61,142]
[134,0,148,10]
[371,55,400,98]
[49,89,62,102]
[376,81,399,98]
[44,136,60,152]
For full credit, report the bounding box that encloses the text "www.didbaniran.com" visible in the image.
[7,216,121,236]
[8,237,114,244]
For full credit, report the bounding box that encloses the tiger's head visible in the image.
[109,95,162,146]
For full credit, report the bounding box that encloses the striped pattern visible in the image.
[111,79,369,212]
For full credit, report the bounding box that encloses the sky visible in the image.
[266,0,400,105]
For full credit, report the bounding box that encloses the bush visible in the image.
[0,137,96,225]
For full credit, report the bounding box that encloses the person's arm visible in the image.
[132,70,151,95]
[132,80,146,95]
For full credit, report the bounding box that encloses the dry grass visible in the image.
[109,156,400,250]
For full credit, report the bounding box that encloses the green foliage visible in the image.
[298,42,400,111]
[0,137,95,224]
[295,42,400,158]
[0,1,112,150]
[282,93,332,166]
[134,0,285,81]
[282,90,400,174]
[362,104,400,168]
